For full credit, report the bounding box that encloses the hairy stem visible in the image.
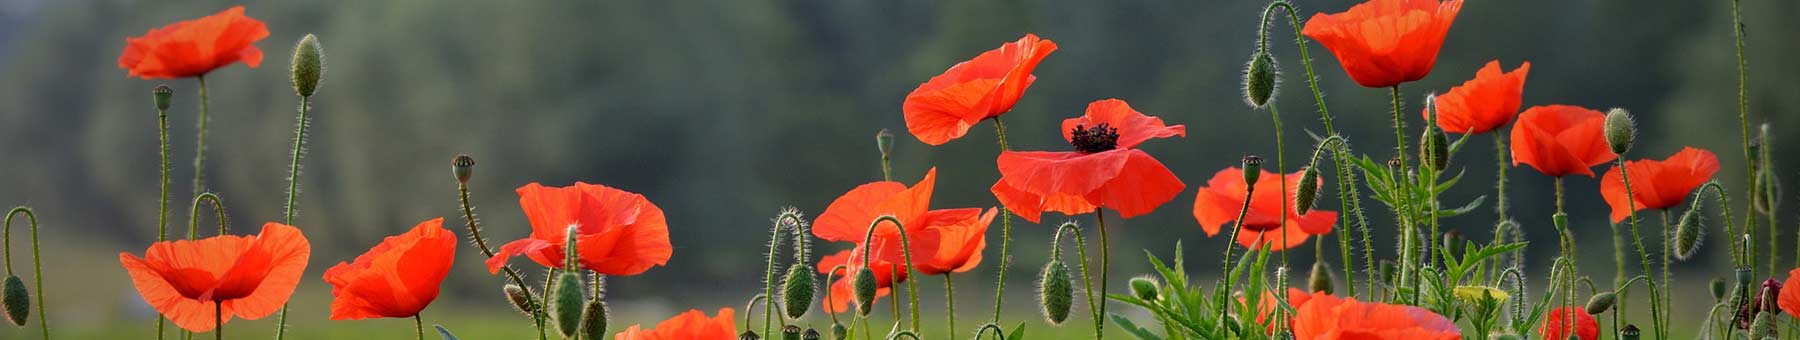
[4,207,49,339]
[273,91,314,340]
[990,117,1016,324]
[192,75,209,197]
[1617,159,1668,340]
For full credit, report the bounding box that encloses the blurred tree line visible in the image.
[0,0,1794,330]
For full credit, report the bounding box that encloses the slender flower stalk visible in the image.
[990,118,1016,324]
[1049,222,1096,334]
[1093,211,1112,340]
[414,315,424,340]
[942,274,955,339]
[447,155,545,339]
[860,215,920,332]
[1217,156,1260,326]
[762,209,806,334]
[213,301,221,340]
[1615,158,1667,340]
[3,207,48,340]
[273,34,324,339]
[186,192,228,239]
[192,75,209,196]
[1729,0,1759,280]
[1266,102,1292,328]
[150,84,175,340]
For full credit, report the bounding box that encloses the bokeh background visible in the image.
[1,0,1796,338]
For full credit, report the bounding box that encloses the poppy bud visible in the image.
[1129,276,1160,301]
[1242,155,1264,185]
[830,323,847,340]
[1378,259,1397,286]
[803,328,821,340]
[563,225,581,270]
[1604,108,1636,155]
[1713,277,1730,301]
[782,325,802,340]
[740,330,763,340]
[1619,325,1640,340]
[1294,166,1320,215]
[1,275,25,326]
[579,300,608,340]
[152,85,174,111]
[550,271,585,338]
[1442,230,1465,256]
[452,154,475,184]
[1243,50,1279,108]
[290,34,325,97]
[502,284,537,317]
[781,266,815,319]
[1038,260,1074,324]
[1750,311,1776,339]
[1420,129,1449,173]
[1585,291,1617,314]
[1672,209,1703,260]
[1309,262,1333,294]
[876,129,895,157]
[852,268,877,316]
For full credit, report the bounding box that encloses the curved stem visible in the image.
[823,265,847,326]
[764,217,787,334]
[3,207,49,339]
[974,323,1006,340]
[861,215,920,332]
[743,294,767,328]
[186,192,229,239]
[1051,222,1098,337]
[1616,158,1668,339]
[990,117,1015,324]
[455,182,544,339]
[192,75,209,196]
[1304,136,1363,298]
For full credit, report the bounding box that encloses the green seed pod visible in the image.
[876,129,895,157]
[1712,278,1730,301]
[1242,155,1264,185]
[1442,230,1465,257]
[1619,324,1640,340]
[782,325,802,340]
[1309,262,1333,294]
[830,323,847,340]
[1,275,25,326]
[1672,209,1703,260]
[502,284,536,316]
[1750,311,1776,339]
[579,300,608,340]
[1039,260,1074,324]
[152,85,174,111]
[852,268,877,316]
[550,272,585,338]
[1603,108,1636,155]
[1585,291,1617,315]
[781,266,815,319]
[1243,50,1279,108]
[290,34,325,97]
[739,330,763,340]
[802,328,820,340]
[452,154,476,184]
[1294,166,1320,215]
[1129,276,1160,301]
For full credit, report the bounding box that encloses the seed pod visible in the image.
[876,129,895,157]
[1,275,25,326]
[830,323,847,340]
[1294,166,1320,215]
[852,268,877,316]
[152,85,174,111]
[1129,276,1160,301]
[1712,278,1730,301]
[1672,209,1703,260]
[502,284,536,316]
[781,266,815,319]
[739,330,763,340]
[452,155,476,184]
[550,271,585,338]
[1308,262,1333,294]
[1603,108,1636,155]
[1619,325,1640,340]
[1585,291,1617,314]
[290,34,325,97]
[579,300,608,340]
[1243,50,1279,108]
[1242,155,1264,185]
[782,325,802,340]
[1038,260,1074,324]
[802,328,821,340]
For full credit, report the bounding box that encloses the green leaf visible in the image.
[1007,323,1027,340]
[1439,196,1488,217]
[1112,314,1165,340]
[433,325,461,340]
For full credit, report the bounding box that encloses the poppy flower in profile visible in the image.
[903,34,1057,146]
[1511,105,1616,177]
[911,208,995,275]
[991,99,1186,223]
[1301,0,1464,88]
[1777,267,1800,316]
[486,182,672,276]
[1247,288,1312,331]
[1292,292,1461,340]
[118,6,270,79]
[1193,167,1338,251]
[1425,60,1530,134]
[1539,306,1599,340]
[119,222,311,332]
[812,167,996,276]
[323,218,457,320]
[614,307,737,340]
[1600,147,1720,222]
[817,241,907,313]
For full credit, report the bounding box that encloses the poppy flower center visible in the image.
[1069,123,1120,153]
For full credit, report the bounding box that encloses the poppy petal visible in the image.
[1060,99,1186,149]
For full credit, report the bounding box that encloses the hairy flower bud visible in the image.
[290,34,325,97]
[152,85,174,111]
[551,271,585,337]
[1129,276,1160,301]
[502,284,537,316]
[1419,95,1450,171]
[1604,108,1636,155]
[1039,260,1074,324]
[1243,50,1279,108]
[1442,230,1465,256]
[1242,155,1264,185]
[1295,166,1320,215]
[852,268,877,316]
[1672,209,1703,260]
[1585,291,1617,315]
[781,266,815,319]
[452,154,475,184]
[580,300,608,340]
[1,275,25,326]
[1309,262,1333,294]
[1750,311,1776,339]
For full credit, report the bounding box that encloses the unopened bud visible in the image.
[1243,50,1279,108]
[781,266,815,319]
[852,268,877,316]
[830,323,847,340]
[550,271,585,337]
[1129,276,1160,301]
[1039,260,1074,324]
[1604,108,1636,155]
[1673,209,1703,260]
[1242,155,1264,185]
[451,155,475,184]
[1442,230,1465,256]
[782,325,802,340]
[290,34,325,97]
[1585,291,1617,314]
[152,85,174,111]
[580,300,608,340]
[1294,166,1320,215]
[1,275,24,326]
[1309,262,1333,294]
[1712,278,1730,301]
[1750,311,1776,339]
[502,284,536,317]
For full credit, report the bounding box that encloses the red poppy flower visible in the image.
[1778,267,1800,316]
[912,208,994,275]
[1301,0,1463,88]
[486,182,672,276]
[813,167,996,274]
[1194,167,1338,251]
[118,6,269,79]
[1247,288,1313,332]
[1425,60,1530,134]
[903,34,1058,146]
[1511,105,1616,177]
[1292,292,1461,340]
[119,222,311,332]
[816,242,906,313]
[1539,306,1599,340]
[323,218,457,320]
[614,307,737,340]
[991,99,1186,223]
[1600,147,1720,223]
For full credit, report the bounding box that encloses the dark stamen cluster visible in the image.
[1069,123,1120,153]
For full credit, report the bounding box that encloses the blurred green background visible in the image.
[0,0,1796,338]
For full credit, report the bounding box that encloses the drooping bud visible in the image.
[290,34,325,97]
[875,129,895,157]
[1038,260,1074,324]
[1420,95,1450,171]
[1242,155,1264,185]
[782,325,802,340]
[1243,50,1279,108]
[1,275,25,326]
[852,268,877,316]
[1672,209,1703,260]
[802,328,821,340]
[502,284,537,316]
[1619,325,1640,340]
[739,330,763,340]
[1585,291,1617,314]
[579,300,608,340]
[1294,166,1320,215]
[550,271,585,337]
[452,154,475,184]
[1129,276,1160,301]
[1308,262,1333,294]
[781,266,815,319]
[1604,108,1636,155]
[1712,278,1730,301]
[1750,311,1776,339]
[1442,230,1465,257]
[152,85,174,111]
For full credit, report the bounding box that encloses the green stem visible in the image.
[1094,211,1111,340]
[1616,159,1668,340]
[214,301,222,340]
[763,214,790,334]
[1553,177,1578,336]
[156,99,171,340]
[861,215,920,332]
[943,275,955,340]
[192,75,209,196]
[1268,103,1292,330]
[186,192,228,239]
[3,207,48,340]
[1389,86,1407,177]
[1730,0,1757,280]
[415,314,424,340]
[1494,133,1509,218]
[455,182,545,340]
[273,91,314,340]
[1218,166,1259,327]
[990,117,1015,324]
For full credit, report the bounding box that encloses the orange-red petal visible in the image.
[324,218,458,320]
[1427,60,1529,134]
[1539,306,1599,340]
[1193,168,1337,251]
[119,223,310,332]
[1293,293,1461,340]
[1778,267,1800,316]
[1302,0,1463,88]
[117,6,269,79]
[613,308,737,340]
[815,168,937,243]
[993,149,1182,222]
[913,208,995,275]
[492,182,671,276]
[1511,105,1615,177]
[1060,99,1186,149]
[903,34,1057,145]
[1600,147,1720,222]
